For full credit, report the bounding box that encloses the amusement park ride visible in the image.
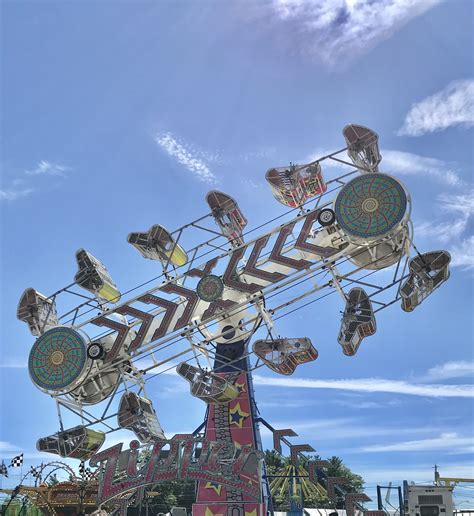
[16,124,451,515]
[0,462,101,515]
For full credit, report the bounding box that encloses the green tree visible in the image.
[326,456,364,492]
[144,480,196,514]
[324,456,364,508]
[46,474,58,487]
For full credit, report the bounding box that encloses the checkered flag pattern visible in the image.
[83,468,94,481]
[10,454,23,468]
[0,462,8,477]
[30,466,41,479]
[78,461,85,476]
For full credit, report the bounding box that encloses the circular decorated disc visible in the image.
[197,274,224,302]
[334,174,407,239]
[29,327,88,392]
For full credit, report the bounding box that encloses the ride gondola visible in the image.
[265,162,326,207]
[176,362,240,404]
[75,249,121,303]
[206,190,248,246]
[128,224,188,267]
[342,124,382,173]
[37,426,105,460]
[252,338,317,375]
[400,251,451,312]
[117,392,166,442]
[337,288,376,356]
[17,288,58,337]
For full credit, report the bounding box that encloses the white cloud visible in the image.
[0,441,18,452]
[416,218,468,244]
[438,191,474,216]
[160,381,190,398]
[267,0,439,66]
[398,79,474,136]
[0,187,34,201]
[1,160,70,202]
[155,133,218,184]
[333,399,400,410]
[449,236,474,269]
[25,160,70,177]
[259,398,320,408]
[253,375,474,398]
[382,150,463,186]
[361,432,474,453]
[240,147,276,162]
[424,361,474,381]
[262,418,432,441]
[415,191,474,268]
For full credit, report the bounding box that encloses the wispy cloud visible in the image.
[155,132,218,184]
[0,441,20,452]
[265,0,439,66]
[253,375,474,398]
[361,432,474,453]
[438,191,474,216]
[161,381,190,397]
[449,236,474,269]
[333,399,401,410]
[258,398,320,409]
[262,418,431,441]
[423,361,474,381]
[416,218,468,245]
[0,186,34,201]
[416,190,474,268]
[1,177,35,200]
[25,160,70,177]
[382,150,463,186]
[398,79,474,136]
[1,160,70,202]
[240,147,276,162]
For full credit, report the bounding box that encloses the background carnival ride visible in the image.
[0,460,101,515]
[16,124,451,515]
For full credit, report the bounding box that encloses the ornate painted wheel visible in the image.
[28,327,89,392]
[334,173,408,240]
[318,208,336,227]
[87,342,105,360]
[197,274,224,302]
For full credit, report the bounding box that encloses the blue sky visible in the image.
[1,0,473,508]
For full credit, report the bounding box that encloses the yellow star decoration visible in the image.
[204,508,224,516]
[229,402,250,428]
[245,510,257,516]
[235,382,246,393]
[204,482,222,495]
